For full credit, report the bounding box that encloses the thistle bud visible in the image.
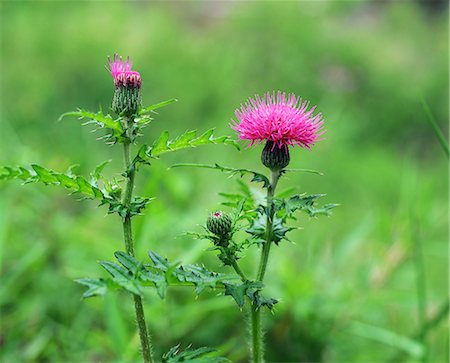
[108,54,142,117]
[207,211,232,241]
[261,140,290,171]
[112,85,142,117]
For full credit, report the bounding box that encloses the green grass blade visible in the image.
[420,97,449,158]
[346,321,425,358]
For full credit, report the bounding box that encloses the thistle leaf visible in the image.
[280,193,339,217]
[75,278,109,298]
[140,129,240,161]
[224,280,277,309]
[78,251,246,304]
[99,261,142,296]
[0,164,106,201]
[60,108,125,144]
[140,98,178,115]
[91,160,111,184]
[79,251,277,309]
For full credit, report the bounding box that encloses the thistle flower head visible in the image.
[231,91,324,150]
[207,211,233,242]
[107,53,141,88]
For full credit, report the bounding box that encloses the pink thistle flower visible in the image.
[231,91,324,150]
[107,53,141,88]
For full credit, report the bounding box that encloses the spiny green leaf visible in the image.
[60,108,125,144]
[223,280,277,309]
[114,251,141,273]
[147,251,238,295]
[114,251,168,298]
[78,251,241,301]
[75,278,109,298]
[162,344,229,363]
[172,163,270,188]
[245,213,267,245]
[60,108,122,132]
[99,261,142,296]
[246,206,294,245]
[252,292,278,310]
[272,216,295,245]
[281,194,339,217]
[152,131,171,155]
[31,164,58,184]
[0,166,31,180]
[140,98,178,115]
[91,160,111,185]
[224,282,250,308]
[0,164,107,201]
[144,129,240,159]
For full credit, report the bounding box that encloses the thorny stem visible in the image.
[122,118,154,363]
[251,170,282,363]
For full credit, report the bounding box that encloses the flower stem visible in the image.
[250,170,281,363]
[231,258,247,282]
[122,124,154,363]
[250,305,263,363]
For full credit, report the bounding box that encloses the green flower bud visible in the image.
[261,140,290,171]
[207,211,233,241]
[112,86,142,117]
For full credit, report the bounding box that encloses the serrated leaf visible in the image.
[171,130,197,147]
[0,164,107,201]
[250,173,271,188]
[245,213,267,244]
[224,280,278,310]
[114,251,141,273]
[272,216,295,244]
[54,173,79,189]
[75,278,109,298]
[252,292,278,310]
[31,164,58,184]
[78,251,241,301]
[143,129,239,160]
[60,109,122,132]
[152,131,170,155]
[91,160,111,184]
[224,283,249,308]
[99,261,142,296]
[281,194,339,217]
[140,98,178,115]
[114,251,168,298]
[60,108,125,144]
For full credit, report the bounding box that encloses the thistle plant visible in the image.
[0,54,238,362]
[1,52,336,362]
[178,91,337,362]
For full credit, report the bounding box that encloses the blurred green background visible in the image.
[0,1,448,362]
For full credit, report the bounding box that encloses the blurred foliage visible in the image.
[0,1,448,363]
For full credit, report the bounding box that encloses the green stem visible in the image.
[250,170,281,363]
[251,305,263,363]
[256,170,280,282]
[122,122,154,363]
[231,258,247,282]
